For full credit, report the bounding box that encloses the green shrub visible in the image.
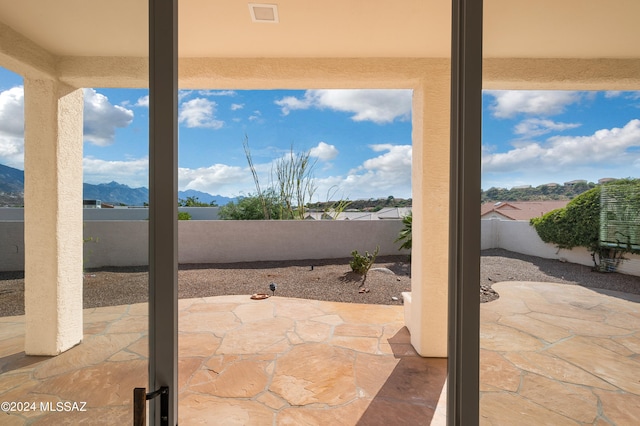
[395,211,412,258]
[178,211,192,220]
[530,179,640,271]
[218,190,283,220]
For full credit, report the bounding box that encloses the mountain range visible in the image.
[0,163,235,206]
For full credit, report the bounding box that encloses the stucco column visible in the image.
[410,63,451,357]
[23,79,84,355]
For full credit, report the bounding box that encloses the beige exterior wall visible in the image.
[0,21,56,80]
[483,58,640,90]
[52,57,640,91]
[23,79,84,355]
[411,64,451,357]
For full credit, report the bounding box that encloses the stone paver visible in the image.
[0,296,444,425]
[481,281,640,425]
[1,280,638,424]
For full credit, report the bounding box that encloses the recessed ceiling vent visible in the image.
[249,4,279,23]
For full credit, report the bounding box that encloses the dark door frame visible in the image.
[448,0,483,425]
[148,0,178,424]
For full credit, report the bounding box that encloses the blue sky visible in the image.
[1,66,639,200]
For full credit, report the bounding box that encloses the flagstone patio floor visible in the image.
[0,280,638,425]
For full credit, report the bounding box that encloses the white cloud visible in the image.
[198,90,236,97]
[178,98,224,129]
[1,87,137,166]
[231,103,244,111]
[309,142,338,161]
[605,91,622,99]
[275,95,314,116]
[135,95,149,107]
[179,164,251,195]
[314,144,412,200]
[83,157,149,187]
[513,118,581,137]
[604,91,640,101]
[0,87,24,137]
[0,86,25,168]
[178,90,193,101]
[0,135,23,169]
[275,89,412,124]
[483,119,640,174]
[174,143,411,199]
[486,90,582,118]
[362,144,412,174]
[177,143,411,199]
[248,110,263,122]
[83,89,134,146]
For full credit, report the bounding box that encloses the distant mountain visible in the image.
[84,183,237,206]
[0,163,24,194]
[178,189,236,206]
[0,164,25,206]
[0,163,235,206]
[83,181,149,206]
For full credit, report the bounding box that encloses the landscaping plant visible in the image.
[350,245,379,287]
[242,135,317,220]
[320,185,351,220]
[530,179,640,271]
[395,211,412,261]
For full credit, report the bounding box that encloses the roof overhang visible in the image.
[1,0,639,88]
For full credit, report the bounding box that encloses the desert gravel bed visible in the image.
[1,249,638,317]
[481,248,640,296]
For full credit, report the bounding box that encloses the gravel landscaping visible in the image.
[0,249,638,317]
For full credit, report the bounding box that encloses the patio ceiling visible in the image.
[0,0,639,60]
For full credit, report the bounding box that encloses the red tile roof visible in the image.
[481,201,569,220]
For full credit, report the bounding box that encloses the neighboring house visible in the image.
[481,201,569,221]
[305,207,411,221]
[564,179,588,187]
[376,207,412,219]
[82,199,102,209]
[598,177,618,184]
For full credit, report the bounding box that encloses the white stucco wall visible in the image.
[0,208,24,220]
[76,220,406,269]
[0,207,220,221]
[0,221,24,271]
[481,219,640,276]
[82,221,149,268]
[23,80,84,355]
[4,219,638,276]
[178,207,220,220]
[83,209,149,221]
[2,220,407,271]
[177,220,404,265]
